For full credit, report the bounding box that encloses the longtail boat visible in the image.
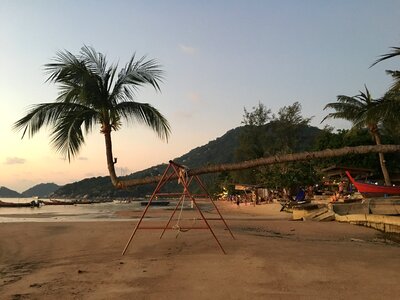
[40,199,75,206]
[0,200,38,208]
[345,171,400,196]
[140,201,170,207]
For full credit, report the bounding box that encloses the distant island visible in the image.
[0,183,60,198]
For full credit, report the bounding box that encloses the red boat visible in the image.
[345,171,400,196]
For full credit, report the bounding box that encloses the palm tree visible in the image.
[370,45,400,122]
[322,86,391,185]
[13,46,171,188]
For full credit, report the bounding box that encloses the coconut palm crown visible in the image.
[322,86,391,185]
[13,46,171,188]
[370,45,400,121]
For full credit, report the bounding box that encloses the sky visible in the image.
[1,0,400,193]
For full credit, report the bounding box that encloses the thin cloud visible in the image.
[179,44,197,55]
[4,157,26,165]
[84,172,104,178]
[187,92,202,104]
[174,110,194,119]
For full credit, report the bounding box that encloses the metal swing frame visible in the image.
[122,160,235,255]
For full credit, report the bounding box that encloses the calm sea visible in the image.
[0,198,206,223]
[0,198,144,223]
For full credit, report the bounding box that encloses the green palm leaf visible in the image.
[370,46,400,68]
[115,101,170,141]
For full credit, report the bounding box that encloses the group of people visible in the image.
[222,180,351,205]
[227,194,254,207]
[331,180,348,202]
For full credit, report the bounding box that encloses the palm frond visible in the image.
[51,116,85,162]
[44,50,86,84]
[370,46,400,68]
[45,50,107,110]
[114,101,170,141]
[375,91,400,122]
[384,70,400,92]
[322,86,380,126]
[13,103,79,138]
[49,106,99,161]
[110,55,164,103]
[80,45,108,78]
[13,102,98,160]
[322,98,364,123]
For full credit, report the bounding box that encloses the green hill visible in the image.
[52,124,322,199]
[22,183,61,198]
[0,186,22,198]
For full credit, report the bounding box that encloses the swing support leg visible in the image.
[159,195,184,239]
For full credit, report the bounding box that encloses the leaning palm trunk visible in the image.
[371,132,392,186]
[103,127,119,187]
[114,144,400,188]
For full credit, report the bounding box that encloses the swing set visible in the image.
[122,160,235,255]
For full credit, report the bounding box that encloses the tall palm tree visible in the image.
[322,86,391,185]
[370,45,400,122]
[13,46,171,188]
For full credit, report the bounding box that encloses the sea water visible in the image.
[0,198,143,223]
[0,198,209,223]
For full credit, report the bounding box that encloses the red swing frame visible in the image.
[122,160,235,255]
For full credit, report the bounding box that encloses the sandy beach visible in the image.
[1,201,399,300]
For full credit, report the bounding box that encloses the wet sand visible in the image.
[1,202,399,299]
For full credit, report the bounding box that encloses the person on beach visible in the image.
[338,181,344,196]
[331,192,339,202]
[294,187,305,202]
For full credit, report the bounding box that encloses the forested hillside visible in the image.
[52,123,323,198]
[51,100,400,199]
[22,183,60,197]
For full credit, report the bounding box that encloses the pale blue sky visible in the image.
[1,0,400,192]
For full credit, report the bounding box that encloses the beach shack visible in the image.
[234,184,269,204]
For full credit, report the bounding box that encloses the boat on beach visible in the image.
[40,199,75,206]
[0,199,92,207]
[140,201,170,207]
[0,200,39,208]
[345,171,400,197]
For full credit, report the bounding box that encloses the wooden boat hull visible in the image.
[279,200,314,213]
[345,171,400,196]
[140,201,170,207]
[0,200,37,208]
[41,200,75,206]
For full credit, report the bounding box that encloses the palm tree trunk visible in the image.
[116,144,400,188]
[372,132,392,186]
[103,125,120,188]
